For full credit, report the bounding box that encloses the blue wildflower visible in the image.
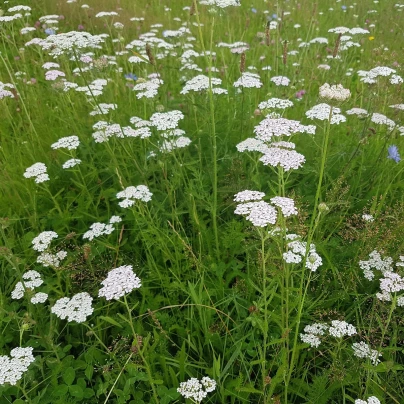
[251,8,257,13]
[124,73,138,81]
[341,5,347,10]
[387,145,401,163]
[44,28,56,36]
[272,13,277,19]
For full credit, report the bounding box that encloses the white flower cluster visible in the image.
[95,11,119,18]
[75,78,109,97]
[301,320,356,347]
[359,250,394,281]
[31,292,49,304]
[0,81,16,99]
[260,146,306,172]
[234,190,265,202]
[282,234,322,271]
[133,76,163,99]
[270,197,298,217]
[42,62,60,70]
[328,320,357,338]
[233,72,263,89]
[83,222,114,241]
[357,66,402,85]
[235,201,277,227]
[370,113,396,130]
[63,159,82,169]
[89,103,117,116]
[270,76,290,87]
[362,214,374,222]
[38,31,106,57]
[150,110,184,130]
[51,135,80,150]
[51,292,93,323]
[116,185,152,208]
[254,117,315,142]
[234,192,298,227]
[237,117,314,172]
[258,98,294,111]
[45,69,65,81]
[32,231,58,252]
[355,396,381,404]
[305,103,346,124]
[11,270,43,299]
[346,108,368,117]
[8,5,32,12]
[91,121,143,143]
[98,265,141,300]
[37,250,67,267]
[300,323,328,348]
[180,75,227,95]
[159,136,192,153]
[0,347,35,385]
[319,83,351,102]
[0,14,23,23]
[352,341,381,365]
[23,162,50,183]
[177,376,216,403]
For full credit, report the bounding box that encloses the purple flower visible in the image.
[387,145,401,163]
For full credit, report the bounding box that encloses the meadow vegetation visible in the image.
[0,0,403,402]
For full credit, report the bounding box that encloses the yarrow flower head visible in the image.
[328,320,357,338]
[51,135,80,150]
[51,292,93,323]
[0,347,36,385]
[355,397,381,404]
[98,265,141,300]
[32,231,58,252]
[177,376,216,403]
[116,185,152,208]
[23,162,50,183]
[306,103,346,124]
[83,222,114,241]
[150,110,184,130]
[11,270,44,299]
[233,72,263,88]
[352,341,381,365]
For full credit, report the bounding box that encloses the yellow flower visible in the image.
[368,36,375,41]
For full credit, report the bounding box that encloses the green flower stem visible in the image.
[123,295,159,404]
[286,106,333,390]
[193,0,220,259]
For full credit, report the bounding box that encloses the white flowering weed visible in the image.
[98,265,141,300]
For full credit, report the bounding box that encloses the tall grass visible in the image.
[0,0,403,403]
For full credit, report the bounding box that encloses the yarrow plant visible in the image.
[98,265,141,300]
[177,376,216,403]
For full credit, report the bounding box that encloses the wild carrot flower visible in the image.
[319,83,351,102]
